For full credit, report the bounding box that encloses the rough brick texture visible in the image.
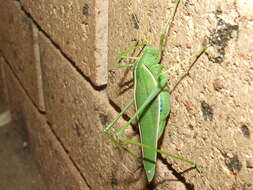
[0,1,45,111]
[20,0,108,86]
[4,62,89,190]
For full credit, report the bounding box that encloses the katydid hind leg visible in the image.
[103,99,134,133]
[105,90,202,181]
[104,133,140,160]
[114,88,202,178]
[115,87,162,137]
[118,136,203,173]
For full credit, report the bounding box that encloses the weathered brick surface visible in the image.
[4,62,90,190]
[0,56,8,102]
[0,1,45,111]
[20,0,108,86]
[107,0,253,189]
[38,31,147,190]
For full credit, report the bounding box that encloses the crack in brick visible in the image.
[46,121,93,190]
[0,52,45,115]
[15,0,107,91]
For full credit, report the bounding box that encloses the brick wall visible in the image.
[0,0,252,190]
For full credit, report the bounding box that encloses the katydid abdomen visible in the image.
[134,45,170,182]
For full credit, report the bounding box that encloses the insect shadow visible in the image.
[154,154,196,190]
[109,160,147,188]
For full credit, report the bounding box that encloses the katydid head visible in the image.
[144,45,159,55]
[139,45,161,67]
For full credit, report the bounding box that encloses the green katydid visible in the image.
[104,0,207,182]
